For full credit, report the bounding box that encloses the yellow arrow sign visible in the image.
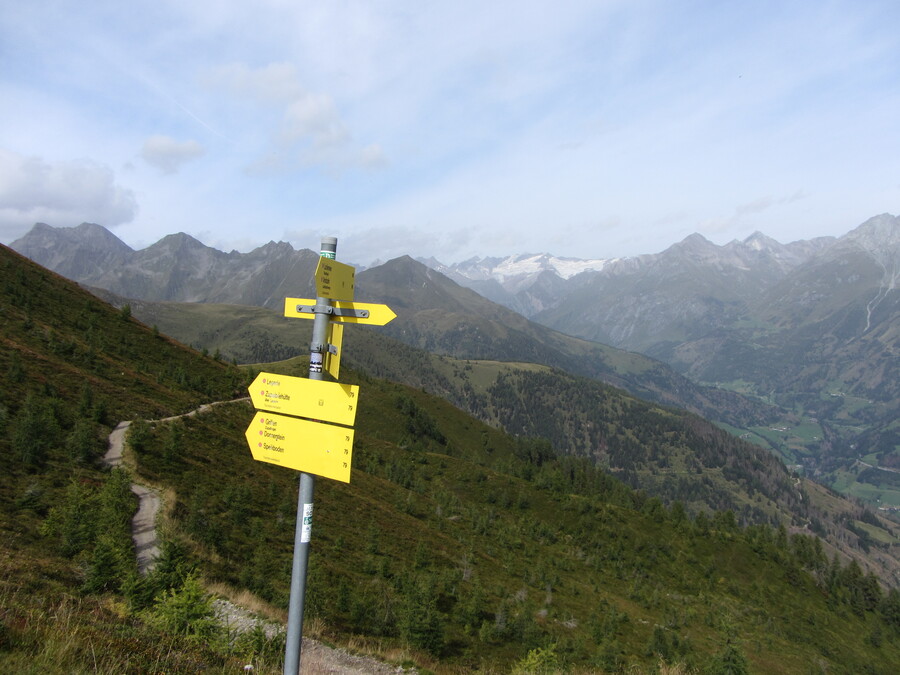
[284,297,397,326]
[315,258,355,301]
[249,372,358,426]
[245,411,353,483]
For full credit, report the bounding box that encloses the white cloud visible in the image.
[0,149,137,239]
[281,94,347,149]
[206,62,305,104]
[141,135,205,174]
[359,144,387,169]
[207,61,386,171]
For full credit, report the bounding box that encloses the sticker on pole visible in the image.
[301,503,314,542]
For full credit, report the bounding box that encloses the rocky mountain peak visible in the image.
[843,213,900,251]
[151,231,208,251]
[10,222,132,280]
[742,231,783,252]
[249,240,297,258]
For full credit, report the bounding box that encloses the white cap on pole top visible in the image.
[320,237,337,259]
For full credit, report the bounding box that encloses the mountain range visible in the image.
[10,215,900,513]
[11,222,320,308]
[10,222,777,429]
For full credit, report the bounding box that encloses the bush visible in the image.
[511,644,562,674]
[145,573,220,642]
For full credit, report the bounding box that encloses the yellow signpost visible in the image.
[283,297,397,325]
[246,236,396,673]
[314,257,355,300]
[249,372,359,426]
[245,411,354,483]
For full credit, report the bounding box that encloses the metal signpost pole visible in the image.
[283,236,337,675]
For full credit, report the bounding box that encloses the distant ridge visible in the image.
[11,222,320,308]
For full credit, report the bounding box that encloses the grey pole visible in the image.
[283,236,337,675]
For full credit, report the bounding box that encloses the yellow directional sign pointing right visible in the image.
[284,297,396,326]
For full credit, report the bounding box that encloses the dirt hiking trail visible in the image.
[103,404,409,673]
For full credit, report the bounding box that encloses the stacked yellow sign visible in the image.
[244,257,395,483]
[245,375,359,482]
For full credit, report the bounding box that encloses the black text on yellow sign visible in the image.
[244,411,354,483]
[249,372,359,426]
[314,257,355,301]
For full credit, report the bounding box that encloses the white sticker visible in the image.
[301,503,314,543]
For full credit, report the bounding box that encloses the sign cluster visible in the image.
[244,258,395,483]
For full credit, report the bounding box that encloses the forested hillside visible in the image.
[0,244,261,671]
[119,296,900,587]
[132,360,900,672]
[4,243,900,673]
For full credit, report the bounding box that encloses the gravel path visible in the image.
[103,403,410,673]
[103,420,130,467]
[103,419,162,573]
[130,483,162,574]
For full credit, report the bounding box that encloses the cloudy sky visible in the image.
[1,1,898,265]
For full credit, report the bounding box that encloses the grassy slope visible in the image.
[131,296,900,588]
[3,244,900,672]
[0,244,257,672]
[130,367,900,673]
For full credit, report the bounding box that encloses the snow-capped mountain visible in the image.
[418,231,834,320]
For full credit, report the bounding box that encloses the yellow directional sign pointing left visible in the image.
[315,258,355,301]
[284,297,397,326]
[249,372,359,426]
[245,411,353,483]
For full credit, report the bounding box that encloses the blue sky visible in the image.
[1,0,898,265]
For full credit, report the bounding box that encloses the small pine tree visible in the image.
[705,639,748,675]
[146,572,220,641]
[163,420,183,463]
[82,533,127,594]
[511,644,562,674]
[40,479,94,556]
[13,393,60,468]
[7,351,25,383]
[399,576,445,655]
[77,381,94,418]
[67,418,99,463]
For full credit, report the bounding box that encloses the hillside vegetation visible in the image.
[3,242,900,673]
[132,361,900,672]
[0,244,266,672]
[119,297,900,587]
